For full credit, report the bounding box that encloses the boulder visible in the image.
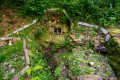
[76,75,103,80]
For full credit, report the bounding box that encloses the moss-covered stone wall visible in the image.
[36,9,71,48]
[106,28,120,79]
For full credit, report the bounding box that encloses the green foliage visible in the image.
[57,47,114,77]
[0,41,23,63]
[71,26,85,38]
[54,62,63,77]
[22,0,46,19]
[35,27,47,39]
[61,16,68,24]
[28,51,53,80]
[2,0,120,26]
[0,70,4,79]
[108,55,120,79]
[3,23,53,80]
[31,77,41,80]
[0,40,26,80]
[64,52,95,76]
[90,29,95,36]
[53,0,120,26]
[0,28,3,36]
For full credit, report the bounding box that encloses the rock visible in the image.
[72,48,78,53]
[3,62,8,65]
[8,40,12,45]
[70,35,76,41]
[109,77,117,80]
[105,34,111,42]
[75,39,82,45]
[96,45,108,53]
[11,68,15,73]
[9,64,12,69]
[85,51,90,56]
[88,63,92,67]
[94,39,100,47]
[13,58,17,61]
[77,22,99,28]
[70,35,82,45]
[21,56,25,60]
[88,62,94,67]
[77,75,103,80]
[101,28,109,35]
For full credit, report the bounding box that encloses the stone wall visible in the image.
[106,28,120,79]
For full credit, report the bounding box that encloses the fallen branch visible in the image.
[23,39,30,66]
[11,65,30,80]
[11,39,31,80]
[0,37,13,41]
[77,22,99,28]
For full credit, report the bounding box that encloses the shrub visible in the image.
[22,0,46,19]
[2,0,120,26]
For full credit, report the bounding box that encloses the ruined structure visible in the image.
[38,9,71,48]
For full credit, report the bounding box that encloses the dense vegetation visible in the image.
[0,0,120,27]
[0,23,53,80]
[0,0,120,80]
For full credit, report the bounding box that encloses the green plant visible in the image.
[22,0,46,19]
[0,41,23,63]
[54,67,61,77]
[2,0,120,26]
[61,16,68,24]
[28,51,53,80]
[35,27,47,39]
[90,29,95,36]
[0,28,3,36]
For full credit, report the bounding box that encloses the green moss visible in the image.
[106,28,120,79]
[108,29,120,34]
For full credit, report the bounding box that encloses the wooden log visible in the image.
[23,39,30,65]
[11,65,30,80]
[77,22,99,28]
[0,37,13,41]
[101,28,109,35]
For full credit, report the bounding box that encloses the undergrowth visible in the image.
[1,0,120,27]
[0,22,53,80]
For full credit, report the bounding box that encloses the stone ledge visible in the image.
[77,75,103,80]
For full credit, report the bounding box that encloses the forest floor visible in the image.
[0,7,33,37]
